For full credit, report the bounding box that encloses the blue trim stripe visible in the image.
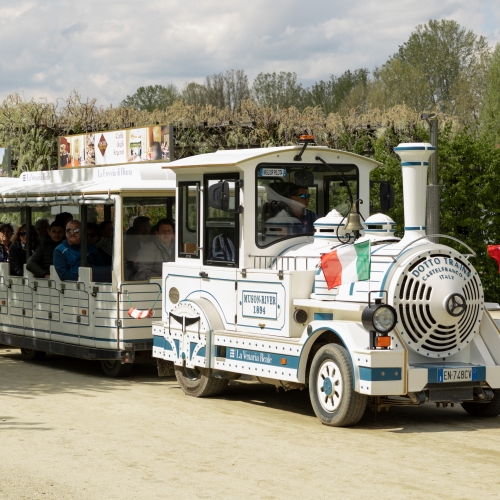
[404,226,426,230]
[226,347,299,369]
[359,367,402,381]
[314,313,333,320]
[401,162,429,166]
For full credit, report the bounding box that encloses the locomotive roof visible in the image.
[165,145,383,170]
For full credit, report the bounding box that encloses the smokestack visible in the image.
[394,143,436,243]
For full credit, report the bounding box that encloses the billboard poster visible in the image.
[58,125,170,169]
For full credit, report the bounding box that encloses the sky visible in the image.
[0,0,499,107]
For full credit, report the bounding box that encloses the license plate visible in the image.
[437,367,478,383]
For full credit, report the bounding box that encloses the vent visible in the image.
[293,309,308,324]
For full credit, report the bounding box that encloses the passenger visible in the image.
[35,218,50,239]
[27,222,65,278]
[9,224,39,276]
[288,185,318,233]
[124,216,151,280]
[53,220,104,281]
[0,223,14,262]
[135,219,175,280]
[87,222,112,266]
[54,212,73,229]
[99,220,114,240]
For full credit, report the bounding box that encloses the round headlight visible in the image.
[362,303,397,334]
[372,306,396,333]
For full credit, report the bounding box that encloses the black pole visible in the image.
[25,206,32,272]
[104,204,112,222]
[80,205,88,267]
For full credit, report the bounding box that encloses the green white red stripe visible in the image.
[320,241,371,290]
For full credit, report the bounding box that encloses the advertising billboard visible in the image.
[58,125,170,168]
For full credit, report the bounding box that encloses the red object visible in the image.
[320,251,342,290]
[487,245,500,273]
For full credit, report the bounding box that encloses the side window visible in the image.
[122,196,174,281]
[179,182,200,258]
[204,174,239,267]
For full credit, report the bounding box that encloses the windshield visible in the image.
[256,162,358,248]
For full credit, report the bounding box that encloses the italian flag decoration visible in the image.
[320,241,371,290]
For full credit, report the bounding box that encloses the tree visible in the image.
[120,84,180,112]
[307,69,369,114]
[480,44,500,143]
[181,82,209,107]
[205,69,251,111]
[375,20,490,119]
[252,72,306,110]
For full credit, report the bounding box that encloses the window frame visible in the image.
[255,162,359,249]
[203,173,240,268]
[178,181,200,259]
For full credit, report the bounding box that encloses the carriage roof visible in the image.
[0,163,176,207]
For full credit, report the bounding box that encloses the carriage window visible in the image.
[256,163,358,248]
[179,182,199,258]
[123,196,174,281]
[204,174,239,267]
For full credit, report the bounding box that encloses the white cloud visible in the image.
[0,0,498,105]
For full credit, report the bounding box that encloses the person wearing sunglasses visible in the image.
[289,184,318,234]
[9,224,39,276]
[53,220,104,281]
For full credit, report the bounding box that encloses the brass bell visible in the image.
[344,204,365,233]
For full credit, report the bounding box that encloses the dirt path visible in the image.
[1,347,500,499]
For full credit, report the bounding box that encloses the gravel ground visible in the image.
[1,347,500,499]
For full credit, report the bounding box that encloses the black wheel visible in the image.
[462,389,500,417]
[175,365,228,397]
[100,360,133,377]
[309,344,367,427]
[20,348,46,361]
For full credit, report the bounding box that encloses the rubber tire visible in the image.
[20,348,46,361]
[100,360,133,378]
[309,343,367,427]
[462,389,500,417]
[175,365,229,397]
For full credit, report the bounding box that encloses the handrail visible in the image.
[391,234,476,262]
[249,255,320,270]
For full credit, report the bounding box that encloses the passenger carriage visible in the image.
[153,139,500,426]
[0,163,175,376]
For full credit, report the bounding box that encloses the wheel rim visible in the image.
[103,360,118,369]
[317,359,343,412]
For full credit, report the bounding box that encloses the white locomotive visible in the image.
[153,140,500,426]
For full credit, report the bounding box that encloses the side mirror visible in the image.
[380,182,394,212]
[208,181,230,211]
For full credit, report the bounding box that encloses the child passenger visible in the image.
[27,222,65,278]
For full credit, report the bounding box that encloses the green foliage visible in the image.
[308,69,369,114]
[480,43,500,143]
[121,84,180,112]
[252,72,307,110]
[375,19,490,123]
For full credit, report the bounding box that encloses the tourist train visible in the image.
[2,137,500,426]
[152,139,500,426]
